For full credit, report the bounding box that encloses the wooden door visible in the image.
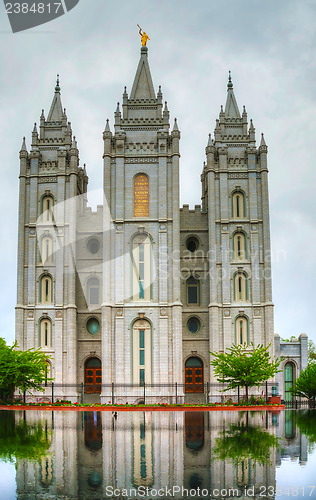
[85,358,102,394]
[185,357,204,393]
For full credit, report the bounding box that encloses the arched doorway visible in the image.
[284,362,295,402]
[85,358,102,394]
[185,357,204,393]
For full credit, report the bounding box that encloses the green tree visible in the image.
[0,337,52,401]
[210,343,282,401]
[290,363,316,407]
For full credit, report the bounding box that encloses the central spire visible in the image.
[130,47,156,99]
[224,71,241,118]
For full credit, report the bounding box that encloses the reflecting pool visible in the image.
[0,410,315,499]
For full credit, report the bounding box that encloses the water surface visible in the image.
[0,409,315,499]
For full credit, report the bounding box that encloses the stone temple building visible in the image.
[15,45,308,402]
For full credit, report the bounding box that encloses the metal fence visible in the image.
[19,381,280,405]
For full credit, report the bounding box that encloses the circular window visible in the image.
[87,238,100,254]
[86,317,100,335]
[187,317,201,333]
[186,236,199,253]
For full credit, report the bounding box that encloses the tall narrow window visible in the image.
[134,174,149,217]
[235,316,248,345]
[233,232,247,260]
[232,191,245,219]
[40,236,53,264]
[187,277,199,305]
[40,318,52,348]
[40,275,53,303]
[133,320,151,385]
[284,363,295,403]
[132,234,152,301]
[87,277,100,306]
[42,195,54,222]
[234,273,248,301]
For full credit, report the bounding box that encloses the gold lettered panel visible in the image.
[134,174,149,217]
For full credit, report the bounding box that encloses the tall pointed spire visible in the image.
[47,74,63,121]
[130,46,155,99]
[224,71,241,118]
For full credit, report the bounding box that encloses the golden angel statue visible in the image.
[137,25,150,46]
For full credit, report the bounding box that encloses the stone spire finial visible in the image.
[123,86,128,98]
[104,119,111,132]
[21,136,27,151]
[33,123,38,133]
[116,102,120,113]
[260,133,266,146]
[55,74,61,93]
[249,119,255,131]
[72,135,77,149]
[173,118,179,131]
[207,133,213,147]
[227,70,233,89]
[40,109,45,120]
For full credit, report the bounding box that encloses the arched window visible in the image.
[39,318,52,348]
[133,319,151,385]
[40,235,53,264]
[234,272,248,301]
[187,276,199,305]
[284,362,295,403]
[134,174,149,217]
[39,274,53,303]
[232,191,246,219]
[132,234,152,301]
[42,195,54,222]
[235,316,248,345]
[233,232,247,260]
[87,277,100,306]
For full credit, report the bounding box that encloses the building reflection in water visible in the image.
[12,409,312,498]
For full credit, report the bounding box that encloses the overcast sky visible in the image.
[0,0,315,346]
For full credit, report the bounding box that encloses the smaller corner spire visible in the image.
[33,122,38,134]
[123,86,128,98]
[207,133,213,147]
[260,133,266,146]
[104,119,111,132]
[21,136,27,151]
[249,119,255,131]
[72,135,77,149]
[40,109,45,120]
[227,70,233,90]
[55,74,61,93]
[116,102,120,114]
[173,118,179,131]
[157,85,162,98]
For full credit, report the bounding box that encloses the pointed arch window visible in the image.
[232,191,246,219]
[235,316,248,345]
[233,232,247,260]
[39,274,53,303]
[132,234,152,301]
[42,195,54,223]
[40,235,53,264]
[39,318,52,348]
[87,277,100,306]
[187,276,200,305]
[133,319,152,385]
[234,272,248,301]
[134,174,149,217]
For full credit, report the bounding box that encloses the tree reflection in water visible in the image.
[213,415,280,465]
[0,410,51,462]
